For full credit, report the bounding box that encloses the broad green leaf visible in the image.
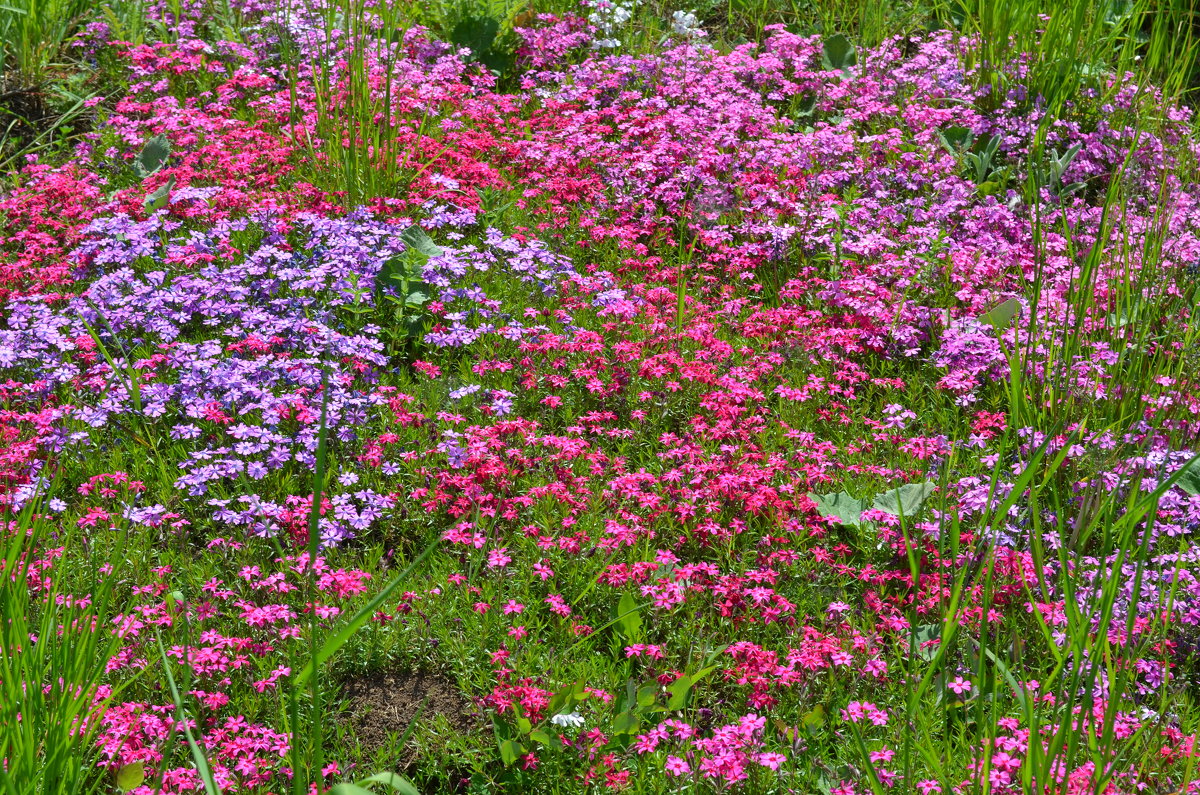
[801,704,826,734]
[499,738,525,765]
[611,709,640,735]
[549,680,579,716]
[666,675,694,710]
[808,491,868,527]
[400,225,443,258]
[135,133,171,178]
[666,664,716,710]
[872,481,936,518]
[449,16,513,74]
[937,125,973,153]
[1177,456,1200,496]
[451,15,499,55]
[910,623,942,661]
[359,772,420,795]
[143,175,175,212]
[821,34,857,73]
[616,591,643,641]
[329,786,374,795]
[529,729,552,745]
[637,683,658,708]
[794,94,817,118]
[115,761,146,792]
[977,297,1021,330]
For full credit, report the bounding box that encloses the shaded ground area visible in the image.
[340,670,478,764]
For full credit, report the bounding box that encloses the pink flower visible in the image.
[947,676,972,696]
[503,600,525,615]
[664,756,691,776]
[756,752,787,770]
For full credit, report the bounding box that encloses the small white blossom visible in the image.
[550,711,585,729]
[671,9,704,38]
[588,0,636,49]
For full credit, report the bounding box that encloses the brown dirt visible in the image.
[0,82,51,149]
[339,670,478,763]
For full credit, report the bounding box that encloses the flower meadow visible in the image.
[4,1,1200,793]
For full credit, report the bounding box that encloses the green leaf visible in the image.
[358,772,420,795]
[449,16,513,74]
[143,175,175,212]
[451,15,499,54]
[977,297,1021,330]
[910,623,942,661]
[666,675,694,710]
[135,133,171,178]
[611,709,640,735]
[808,491,868,527]
[1177,456,1200,496]
[549,680,579,716]
[821,33,857,73]
[529,729,552,745]
[937,125,973,153]
[115,761,146,792]
[400,225,443,258]
[616,591,643,642]
[872,481,936,518]
[801,705,826,734]
[666,664,715,710]
[499,739,525,766]
[516,714,533,735]
[330,786,374,795]
[637,683,658,708]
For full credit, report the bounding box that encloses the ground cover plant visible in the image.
[4,0,1200,793]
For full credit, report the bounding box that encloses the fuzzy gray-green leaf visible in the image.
[135,133,171,178]
[977,297,1021,330]
[809,491,868,527]
[872,481,936,518]
[400,226,443,258]
[143,175,175,212]
[1177,456,1200,497]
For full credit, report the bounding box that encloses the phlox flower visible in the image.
[756,752,787,770]
[551,711,585,729]
[948,676,972,696]
[664,756,690,776]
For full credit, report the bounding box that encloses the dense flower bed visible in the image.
[4,2,1200,793]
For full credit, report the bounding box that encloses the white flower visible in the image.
[588,0,636,47]
[550,711,585,729]
[671,9,704,38]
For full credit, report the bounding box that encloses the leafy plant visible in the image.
[449,15,514,76]
[821,33,858,74]
[133,133,170,178]
[810,481,938,527]
[374,226,441,357]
